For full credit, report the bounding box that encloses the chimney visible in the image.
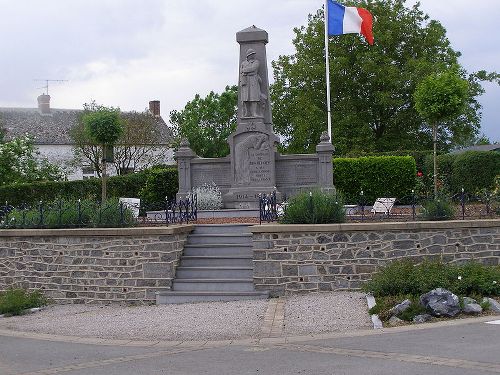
[37,94,51,114]
[149,100,160,117]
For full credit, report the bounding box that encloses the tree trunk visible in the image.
[433,122,438,199]
[101,145,107,203]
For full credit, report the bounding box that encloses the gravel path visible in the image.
[0,293,371,341]
[284,292,372,335]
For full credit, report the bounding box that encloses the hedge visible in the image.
[333,156,416,204]
[138,168,179,205]
[451,151,500,194]
[422,151,500,195]
[343,150,432,173]
[0,168,179,207]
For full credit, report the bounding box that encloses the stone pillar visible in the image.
[37,94,51,114]
[175,139,197,200]
[316,131,335,191]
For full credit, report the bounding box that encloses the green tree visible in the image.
[414,69,469,197]
[170,85,238,158]
[72,103,170,177]
[271,0,496,155]
[82,105,123,202]
[0,136,64,186]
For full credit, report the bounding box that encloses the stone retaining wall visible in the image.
[250,220,500,297]
[0,226,193,304]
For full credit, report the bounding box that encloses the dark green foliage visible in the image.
[419,198,454,221]
[170,85,238,158]
[138,168,179,206]
[3,198,135,229]
[0,288,48,316]
[0,170,153,206]
[363,260,500,297]
[280,190,346,224]
[451,152,500,194]
[333,156,416,204]
[83,107,123,145]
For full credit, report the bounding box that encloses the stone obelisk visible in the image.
[223,26,281,209]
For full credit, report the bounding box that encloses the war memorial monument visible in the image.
[176,26,335,209]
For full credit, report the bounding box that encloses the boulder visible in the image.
[388,316,404,326]
[413,314,433,324]
[389,299,411,316]
[463,303,482,314]
[482,297,500,313]
[462,297,477,305]
[420,288,460,317]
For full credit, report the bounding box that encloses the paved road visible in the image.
[0,317,499,375]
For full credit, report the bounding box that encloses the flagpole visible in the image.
[324,0,332,143]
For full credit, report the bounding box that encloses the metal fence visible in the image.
[0,194,197,229]
[258,190,500,224]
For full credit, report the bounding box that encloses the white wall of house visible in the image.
[36,145,175,181]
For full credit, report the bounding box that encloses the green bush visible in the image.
[369,295,427,322]
[451,151,500,194]
[0,288,48,316]
[280,190,346,224]
[333,156,416,204]
[0,168,178,207]
[138,168,178,206]
[419,198,454,221]
[363,260,500,298]
[2,198,135,229]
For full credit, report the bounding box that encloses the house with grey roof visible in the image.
[0,95,174,180]
[450,144,500,155]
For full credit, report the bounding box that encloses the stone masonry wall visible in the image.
[251,221,500,297]
[0,226,193,304]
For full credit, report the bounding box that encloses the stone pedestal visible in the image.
[175,139,197,201]
[223,26,281,209]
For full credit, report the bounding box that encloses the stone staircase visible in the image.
[156,224,268,304]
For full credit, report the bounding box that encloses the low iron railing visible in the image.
[0,194,197,229]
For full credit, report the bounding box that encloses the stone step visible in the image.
[193,224,251,235]
[172,279,255,292]
[180,256,253,267]
[175,267,253,279]
[183,244,253,257]
[156,291,269,304]
[187,234,252,245]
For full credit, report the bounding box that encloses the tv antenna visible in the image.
[34,79,68,95]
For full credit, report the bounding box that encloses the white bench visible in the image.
[371,198,396,216]
[119,198,141,218]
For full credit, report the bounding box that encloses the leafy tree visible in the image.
[0,136,64,186]
[170,85,238,158]
[72,102,170,177]
[414,69,469,197]
[271,0,497,155]
[82,105,123,202]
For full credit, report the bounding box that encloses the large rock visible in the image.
[389,299,411,316]
[482,297,500,313]
[388,316,405,326]
[463,303,482,314]
[420,288,460,317]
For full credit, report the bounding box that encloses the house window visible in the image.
[82,166,96,180]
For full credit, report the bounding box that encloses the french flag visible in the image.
[327,0,374,45]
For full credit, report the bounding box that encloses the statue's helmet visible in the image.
[246,48,256,58]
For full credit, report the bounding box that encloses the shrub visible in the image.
[2,198,135,229]
[0,288,48,316]
[138,168,178,206]
[280,190,346,224]
[451,151,500,194]
[363,260,500,298]
[333,156,416,204]
[193,182,223,210]
[419,198,454,221]
[0,170,149,206]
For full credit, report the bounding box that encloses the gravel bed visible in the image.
[0,299,268,341]
[0,292,372,340]
[284,292,372,335]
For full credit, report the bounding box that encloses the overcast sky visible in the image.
[1,0,498,141]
